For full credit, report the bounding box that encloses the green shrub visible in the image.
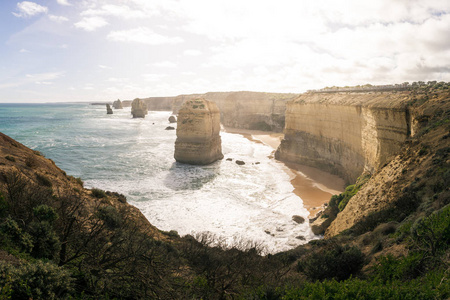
[411,204,450,256]
[36,174,52,188]
[97,205,122,229]
[329,174,370,212]
[0,218,33,253]
[91,188,106,198]
[373,253,424,282]
[25,155,38,168]
[5,156,15,162]
[297,244,365,281]
[29,221,61,259]
[75,177,84,187]
[0,261,73,300]
[33,205,58,223]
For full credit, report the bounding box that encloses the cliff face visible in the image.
[174,98,223,165]
[143,97,176,111]
[325,91,450,236]
[173,92,298,132]
[276,92,411,183]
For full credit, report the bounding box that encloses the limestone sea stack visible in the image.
[113,99,123,109]
[131,98,148,118]
[174,98,223,165]
[106,104,113,114]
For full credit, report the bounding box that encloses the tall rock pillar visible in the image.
[131,98,148,118]
[174,98,224,165]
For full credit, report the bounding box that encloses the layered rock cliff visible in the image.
[131,98,148,118]
[325,90,450,236]
[275,92,412,183]
[173,92,298,132]
[274,89,449,237]
[174,98,223,165]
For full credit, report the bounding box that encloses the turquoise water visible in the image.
[0,103,314,253]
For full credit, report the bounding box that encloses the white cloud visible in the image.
[25,71,65,84]
[57,0,71,6]
[143,73,168,82]
[81,4,147,19]
[107,27,183,45]
[19,48,30,53]
[153,61,177,68]
[98,65,112,69]
[13,1,48,18]
[184,49,202,56]
[74,16,109,31]
[49,15,69,23]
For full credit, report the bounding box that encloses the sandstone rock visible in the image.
[131,98,148,118]
[226,158,233,161]
[172,91,299,132]
[235,160,245,165]
[165,126,175,130]
[275,92,410,183]
[112,99,123,109]
[106,104,113,114]
[310,216,333,235]
[292,215,305,224]
[174,98,223,165]
[168,115,177,123]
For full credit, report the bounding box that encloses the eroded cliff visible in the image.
[173,91,298,132]
[174,98,223,165]
[275,89,449,237]
[276,92,412,183]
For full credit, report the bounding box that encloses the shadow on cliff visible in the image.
[164,161,221,190]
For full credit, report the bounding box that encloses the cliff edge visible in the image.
[276,92,412,183]
[275,88,449,237]
[174,98,224,165]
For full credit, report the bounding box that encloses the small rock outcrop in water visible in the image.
[112,99,123,109]
[168,115,177,123]
[131,98,148,118]
[292,215,305,224]
[235,160,245,165]
[165,126,175,130]
[106,104,113,114]
[174,98,223,165]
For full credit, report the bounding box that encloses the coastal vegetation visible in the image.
[0,86,449,299]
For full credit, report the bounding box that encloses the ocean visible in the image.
[0,103,314,253]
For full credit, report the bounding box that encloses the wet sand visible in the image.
[223,127,345,218]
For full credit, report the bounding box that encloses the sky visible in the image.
[0,0,450,103]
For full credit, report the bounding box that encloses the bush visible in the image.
[5,156,16,162]
[0,261,73,299]
[0,218,33,253]
[373,253,425,282]
[33,205,58,223]
[29,221,61,259]
[36,174,52,188]
[297,244,365,281]
[96,205,122,229]
[91,188,106,198]
[25,155,38,168]
[411,204,450,256]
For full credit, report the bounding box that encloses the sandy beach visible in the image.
[223,127,345,218]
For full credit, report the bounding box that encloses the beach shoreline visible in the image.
[223,127,345,218]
